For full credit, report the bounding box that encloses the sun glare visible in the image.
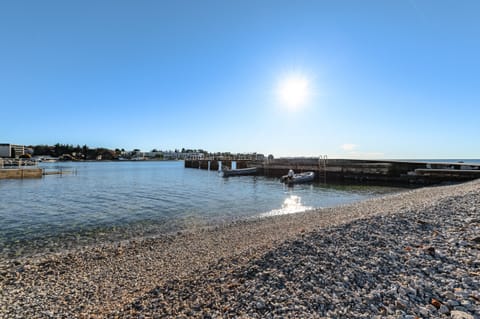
[277,74,310,110]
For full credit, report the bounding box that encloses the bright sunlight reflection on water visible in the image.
[260,195,314,217]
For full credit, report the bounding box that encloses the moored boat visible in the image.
[281,170,315,184]
[220,167,257,177]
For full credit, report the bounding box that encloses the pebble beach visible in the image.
[1,180,479,318]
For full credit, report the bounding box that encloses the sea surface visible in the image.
[1,161,407,257]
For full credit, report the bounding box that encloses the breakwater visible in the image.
[0,167,74,179]
[185,158,480,185]
[0,168,43,179]
[0,158,43,179]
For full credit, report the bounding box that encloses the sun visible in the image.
[276,74,310,110]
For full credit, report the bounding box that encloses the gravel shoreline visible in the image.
[1,180,479,318]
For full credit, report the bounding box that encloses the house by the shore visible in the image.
[0,143,25,158]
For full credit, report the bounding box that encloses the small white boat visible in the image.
[38,157,58,163]
[281,170,315,185]
[220,167,257,177]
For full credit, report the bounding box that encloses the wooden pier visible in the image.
[184,158,480,185]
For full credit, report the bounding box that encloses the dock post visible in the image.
[324,155,328,184]
[318,155,328,184]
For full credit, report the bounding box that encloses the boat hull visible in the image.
[221,167,257,177]
[281,171,315,184]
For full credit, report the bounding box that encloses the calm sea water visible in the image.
[1,161,405,257]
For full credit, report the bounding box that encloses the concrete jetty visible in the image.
[0,168,43,179]
[0,158,43,179]
[0,157,77,179]
[185,158,480,185]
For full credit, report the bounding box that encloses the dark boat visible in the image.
[220,167,257,177]
[281,170,315,185]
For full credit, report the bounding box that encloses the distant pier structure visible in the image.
[185,159,254,171]
[185,157,480,185]
[0,158,75,179]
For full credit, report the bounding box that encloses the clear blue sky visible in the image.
[1,1,479,158]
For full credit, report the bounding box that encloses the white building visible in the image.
[0,143,25,158]
[184,152,205,160]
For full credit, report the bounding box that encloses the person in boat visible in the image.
[287,169,294,180]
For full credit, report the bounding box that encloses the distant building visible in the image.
[255,153,265,160]
[0,143,25,158]
[143,151,164,159]
[184,152,205,160]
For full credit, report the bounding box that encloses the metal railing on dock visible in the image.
[42,167,77,176]
[0,158,39,168]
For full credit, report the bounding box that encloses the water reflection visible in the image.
[1,161,404,258]
[260,195,314,217]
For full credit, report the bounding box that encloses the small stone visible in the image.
[419,306,430,317]
[431,298,442,309]
[438,304,450,314]
[448,300,460,307]
[256,301,265,310]
[470,236,480,243]
[450,310,474,319]
[424,246,435,256]
[192,304,201,311]
[395,300,407,310]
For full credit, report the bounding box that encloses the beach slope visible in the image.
[1,180,479,318]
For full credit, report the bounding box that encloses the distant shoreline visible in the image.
[32,158,184,163]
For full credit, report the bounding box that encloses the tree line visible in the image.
[30,144,119,160]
